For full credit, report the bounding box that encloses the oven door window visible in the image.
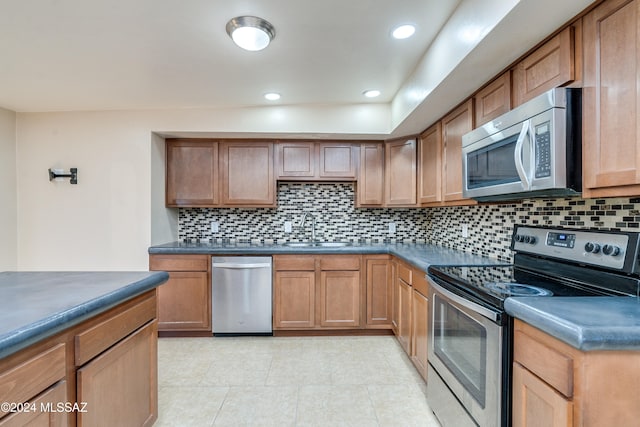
[433,293,487,407]
[466,134,519,189]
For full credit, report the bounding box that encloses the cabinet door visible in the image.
[157,271,210,332]
[365,257,392,327]
[319,143,358,179]
[390,262,399,334]
[512,26,575,106]
[512,363,572,427]
[583,0,640,197]
[276,142,315,179]
[220,141,275,206]
[475,72,512,126]
[418,123,442,205]
[273,271,315,328]
[397,278,412,354]
[319,270,361,328]
[442,100,474,203]
[385,138,417,206]
[0,381,67,427]
[166,140,218,207]
[357,143,385,206]
[410,289,428,380]
[77,321,158,427]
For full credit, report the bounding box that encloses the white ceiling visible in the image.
[0,0,596,138]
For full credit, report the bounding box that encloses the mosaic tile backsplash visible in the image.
[178,183,640,262]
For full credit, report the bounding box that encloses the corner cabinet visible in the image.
[220,141,276,206]
[149,254,211,334]
[441,100,476,204]
[357,143,385,206]
[166,139,219,207]
[385,138,417,206]
[364,255,392,328]
[582,0,640,198]
[418,123,442,205]
[513,319,640,427]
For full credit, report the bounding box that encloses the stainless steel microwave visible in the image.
[462,88,582,201]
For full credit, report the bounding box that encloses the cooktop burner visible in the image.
[485,282,553,297]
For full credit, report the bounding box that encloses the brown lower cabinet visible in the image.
[410,275,429,380]
[0,290,158,427]
[364,255,393,328]
[149,254,211,334]
[513,319,640,427]
[392,259,429,380]
[273,255,363,330]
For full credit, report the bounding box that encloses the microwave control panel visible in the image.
[534,122,551,178]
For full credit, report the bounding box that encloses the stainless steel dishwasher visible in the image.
[211,256,273,336]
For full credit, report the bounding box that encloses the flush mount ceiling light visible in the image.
[392,24,416,40]
[226,16,276,51]
[363,90,381,98]
[264,92,281,101]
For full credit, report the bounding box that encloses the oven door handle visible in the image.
[430,279,500,322]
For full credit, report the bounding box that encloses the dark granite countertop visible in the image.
[148,241,507,272]
[505,296,640,351]
[0,271,169,359]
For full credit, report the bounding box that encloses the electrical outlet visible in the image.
[284,221,292,233]
[211,221,219,233]
[461,223,469,238]
[388,222,396,234]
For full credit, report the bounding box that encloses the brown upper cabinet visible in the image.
[582,0,640,198]
[512,26,575,107]
[276,141,358,181]
[474,71,512,126]
[441,100,476,204]
[418,123,442,205]
[166,139,276,207]
[385,138,417,206]
[166,139,219,207]
[356,143,385,206]
[220,141,276,206]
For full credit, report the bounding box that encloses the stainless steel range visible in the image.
[426,225,640,427]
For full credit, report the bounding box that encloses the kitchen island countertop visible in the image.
[505,296,640,351]
[0,271,169,359]
[148,241,507,272]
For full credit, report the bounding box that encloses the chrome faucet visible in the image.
[299,212,316,242]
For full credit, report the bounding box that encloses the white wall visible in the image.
[0,108,17,271]
[15,104,389,270]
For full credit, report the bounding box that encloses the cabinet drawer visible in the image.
[149,254,209,272]
[274,256,316,271]
[75,293,156,366]
[0,344,66,417]
[397,263,412,284]
[319,255,360,271]
[412,270,428,297]
[514,330,573,397]
[0,380,68,426]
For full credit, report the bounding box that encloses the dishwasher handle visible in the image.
[212,262,272,269]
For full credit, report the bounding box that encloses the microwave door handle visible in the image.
[514,120,531,190]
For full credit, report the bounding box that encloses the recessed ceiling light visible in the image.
[363,90,381,98]
[392,24,416,40]
[226,16,276,51]
[264,92,281,101]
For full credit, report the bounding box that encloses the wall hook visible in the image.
[48,168,78,184]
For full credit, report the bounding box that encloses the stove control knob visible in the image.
[528,236,537,244]
[584,242,601,253]
[515,235,524,243]
[602,244,621,256]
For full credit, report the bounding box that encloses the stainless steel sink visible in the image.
[283,241,351,247]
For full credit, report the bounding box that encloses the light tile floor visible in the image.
[157,335,442,426]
